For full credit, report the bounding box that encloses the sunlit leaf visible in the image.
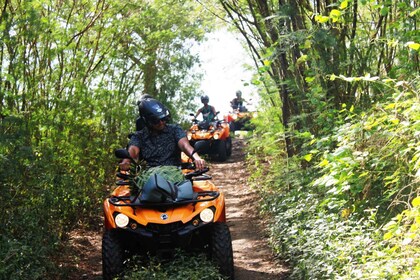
[406,42,420,51]
[315,15,330,23]
[341,208,351,218]
[412,197,420,207]
[297,55,308,64]
[303,153,313,162]
[305,76,315,83]
[340,0,348,9]
[383,231,393,240]
[330,9,341,18]
[319,159,329,167]
[389,118,400,124]
[384,103,396,109]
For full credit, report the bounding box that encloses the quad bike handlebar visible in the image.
[108,190,219,208]
[111,148,214,207]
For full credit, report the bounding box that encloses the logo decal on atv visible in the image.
[161,213,168,220]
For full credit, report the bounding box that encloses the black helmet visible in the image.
[236,90,242,97]
[138,97,170,126]
[201,95,209,103]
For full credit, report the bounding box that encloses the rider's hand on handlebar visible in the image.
[193,155,206,170]
[119,159,131,171]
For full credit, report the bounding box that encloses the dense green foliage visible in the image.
[218,0,420,278]
[0,0,214,278]
[120,251,225,280]
[248,81,419,278]
[1,0,419,278]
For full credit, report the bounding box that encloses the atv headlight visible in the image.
[200,208,214,223]
[115,213,129,228]
[232,114,238,120]
[213,133,219,140]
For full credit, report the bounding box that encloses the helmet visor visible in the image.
[148,115,170,125]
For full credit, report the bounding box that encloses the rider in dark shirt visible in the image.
[120,96,205,170]
[230,90,247,112]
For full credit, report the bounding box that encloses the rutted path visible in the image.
[210,138,288,279]
[58,138,288,279]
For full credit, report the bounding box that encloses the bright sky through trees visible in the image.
[194,29,258,115]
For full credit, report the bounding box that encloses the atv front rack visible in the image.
[108,191,219,207]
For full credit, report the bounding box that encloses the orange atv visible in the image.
[186,112,232,162]
[102,142,234,280]
[224,106,257,132]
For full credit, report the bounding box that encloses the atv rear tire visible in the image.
[216,140,227,162]
[211,222,234,279]
[102,229,125,280]
[229,122,235,133]
[226,137,232,157]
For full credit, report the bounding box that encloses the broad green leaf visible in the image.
[330,9,341,18]
[384,103,396,109]
[380,6,389,16]
[297,55,308,64]
[315,15,330,23]
[319,159,329,167]
[305,76,315,83]
[390,118,400,124]
[340,0,348,9]
[303,153,313,162]
[406,42,420,51]
[412,197,420,207]
[383,231,393,240]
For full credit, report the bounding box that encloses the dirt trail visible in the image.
[58,138,288,279]
[211,138,288,279]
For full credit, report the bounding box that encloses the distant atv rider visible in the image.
[120,95,205,171]
[230,90,248,112]
[195,95,217,122]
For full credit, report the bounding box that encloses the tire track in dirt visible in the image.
[209,138,288,280]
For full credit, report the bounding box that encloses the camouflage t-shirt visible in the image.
[128,124,186,167]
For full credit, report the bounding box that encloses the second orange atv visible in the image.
[186,112,232,162]
[224,107,257,132]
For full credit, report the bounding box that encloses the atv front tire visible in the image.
[211,222,234,279]
[102,229,125,280]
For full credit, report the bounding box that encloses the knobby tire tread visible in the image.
[212,222,234,279]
